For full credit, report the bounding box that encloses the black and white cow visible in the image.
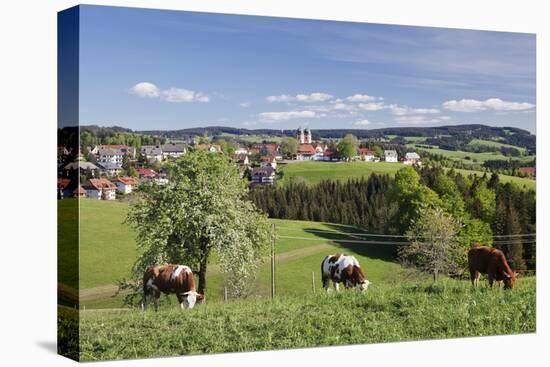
[321,254,370,291]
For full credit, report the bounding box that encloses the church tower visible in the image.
[305,128,312,144]
[297,127,305,144]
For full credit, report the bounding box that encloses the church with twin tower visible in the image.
[297,127,312,144]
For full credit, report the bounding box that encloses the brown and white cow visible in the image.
[321,254,370,291]
[143,264,204,311]
[468,245,517,289]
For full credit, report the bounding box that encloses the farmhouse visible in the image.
[57,178,74,199]
[137,167,157,180]
[384,150,398,163]
[97,147,125,165]
[140,145,163,162]
[251,166,276,185]
[161,143,187,159]
[519,167,536,177]
[63,160,99,178]
[97,162,123,176]
[196,144,221,153]
[404,152,421,165]
[83,178,117,200]
[358,148,375,162]
[113,176,139,194]
[73,186,87,198]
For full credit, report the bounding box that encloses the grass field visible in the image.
[276,160,535,190]
[467,139,529,154]
[62,200,403,308]
[409,144,534,163]
[278,161,402,185]
[72,277,536,361]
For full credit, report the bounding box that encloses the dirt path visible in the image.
[62,243,335,302]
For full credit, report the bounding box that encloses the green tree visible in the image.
[281,137,298,158]
[337,134,358,161]
[127,150,271,298]
[400,207,463,281]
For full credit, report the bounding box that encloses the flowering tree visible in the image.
[126,150,271,299]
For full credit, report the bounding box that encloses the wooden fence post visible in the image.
[224,287,228,302]
[271,223,276,299]
[312,271,316,294]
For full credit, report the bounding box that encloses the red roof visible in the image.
[298,144,316,155]
[73,186,86,195]
[324,150,335,157]
[137,168,157,177]
[260,156,274,162]
[113,176,139,185]
[358,148,373,156]
[57,178,71,190]
[84,178,117,190]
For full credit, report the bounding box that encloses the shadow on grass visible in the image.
[302,224,401,262]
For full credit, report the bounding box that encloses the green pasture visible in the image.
[278,161,402,185]
[75,276,536,361]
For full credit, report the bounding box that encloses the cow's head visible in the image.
[358,279,371,291]
[183,291,204,309]
[503,272,517,290]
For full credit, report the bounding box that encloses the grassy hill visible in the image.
[278,161,402,185]
[63,200,403,308]
[71,277,536,361]
[276,161,535,190]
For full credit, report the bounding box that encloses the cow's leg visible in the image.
[470,270,480,288]
[177,294,186,310]
[143,293,152,311]
[334,282,340,292]
[488,273,494,288]
[322,275,330,291]
[153,291,160,312]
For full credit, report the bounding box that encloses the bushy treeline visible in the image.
[80,126,166,148]
[249,167,536,270]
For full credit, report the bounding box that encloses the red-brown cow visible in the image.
[321,254,370,291]
[143,264,204,311]
[468,245,517,289]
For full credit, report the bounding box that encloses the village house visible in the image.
[137,167,157,180]
[112,176,139,194]
[83,178,117,200]
[196,144,221,153]
[320,149,338,161]
[234,147,249,155]
[97,162,123,176]
[384,150,398,163]
[57,178,73,199]
[57,146,70,165]
[233,154,249,166]
[140,145,163,162]
[358,148,375,162]
[91,144,134,157]
[404,152,421,165]
[250,166,276,185]
[296,144,316,160]
[260,156,277,169]
[63,160,99,178]
[97,147,125,165]
[161,143,187,159]
[73,186,87,198]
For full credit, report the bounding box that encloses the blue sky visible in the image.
[75,5,536,133]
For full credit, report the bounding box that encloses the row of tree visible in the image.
[249,167,536,271]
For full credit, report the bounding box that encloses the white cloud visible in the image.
[394,115,450,124]
[130,82,209,103]
[130,82,160,98]
[354,119,371,126]
[240,102,250,108]
[258,110,317,122]
[442,98,535,112]
[266,92,333,103]
[345,94,382,102]
[358,102,386,111]
[389,104,440,115]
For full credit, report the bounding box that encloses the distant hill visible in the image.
[137,124,535,152]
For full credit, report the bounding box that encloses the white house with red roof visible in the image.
[84,178,117,200]
[113,176,139,194]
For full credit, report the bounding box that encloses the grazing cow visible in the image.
[143,264,204,311]
[468,245,517,289]
[321,254,370,291]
